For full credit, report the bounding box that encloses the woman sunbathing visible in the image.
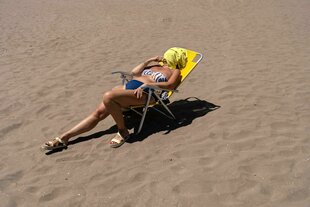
[41,54,183,150]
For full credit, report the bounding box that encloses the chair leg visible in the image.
[137,90,153,134]
[152,106,175,120]
[153,93,176,119]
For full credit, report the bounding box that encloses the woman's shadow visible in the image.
[46,97,219,154]
[73,97,220,143]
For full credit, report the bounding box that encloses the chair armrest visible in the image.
[111,71,133,78]
[141,85,179,93]
[111,71,133,85]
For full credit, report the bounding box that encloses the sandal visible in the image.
[41,137,67,151]
[110,132,130,148]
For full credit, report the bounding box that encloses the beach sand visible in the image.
[1,0,310,206]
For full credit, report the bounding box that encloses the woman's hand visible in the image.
[134,84,147,99]
[131,56,163,76]
[134,88,143,99]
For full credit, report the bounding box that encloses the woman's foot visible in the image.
[110,130,130,148]
[41,137,68,151]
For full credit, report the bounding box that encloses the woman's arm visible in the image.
[145,69,181,90]
[131,56,162,76]
[134,69,181,99]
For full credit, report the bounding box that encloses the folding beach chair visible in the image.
[112,48,203,133]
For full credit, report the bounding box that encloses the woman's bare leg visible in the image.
[44,88,146,147]
[58,102,109,144]
[103,90,147,137]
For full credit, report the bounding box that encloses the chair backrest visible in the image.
[167,48,203,97]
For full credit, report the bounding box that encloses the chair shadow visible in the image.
[125,97,220,143]
[45,97,219,155]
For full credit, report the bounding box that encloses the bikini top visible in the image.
[141,69,168,82]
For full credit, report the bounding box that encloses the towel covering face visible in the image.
[163,47,188,69]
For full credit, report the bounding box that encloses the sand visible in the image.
[1,0,310,206]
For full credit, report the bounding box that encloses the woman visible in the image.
[41,54,183,150]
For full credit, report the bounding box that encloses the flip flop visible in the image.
[41,137,67,151]
[110,132,130,148]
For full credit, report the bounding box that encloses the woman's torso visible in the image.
[134,65,173,83]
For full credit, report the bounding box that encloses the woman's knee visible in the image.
[103,91,113,103]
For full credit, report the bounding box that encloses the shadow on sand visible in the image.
[125,97,220,143]
[45,97,220,154]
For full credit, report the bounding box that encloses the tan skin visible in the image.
[44,56,181,146]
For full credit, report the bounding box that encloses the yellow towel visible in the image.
[162,47,188,69]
